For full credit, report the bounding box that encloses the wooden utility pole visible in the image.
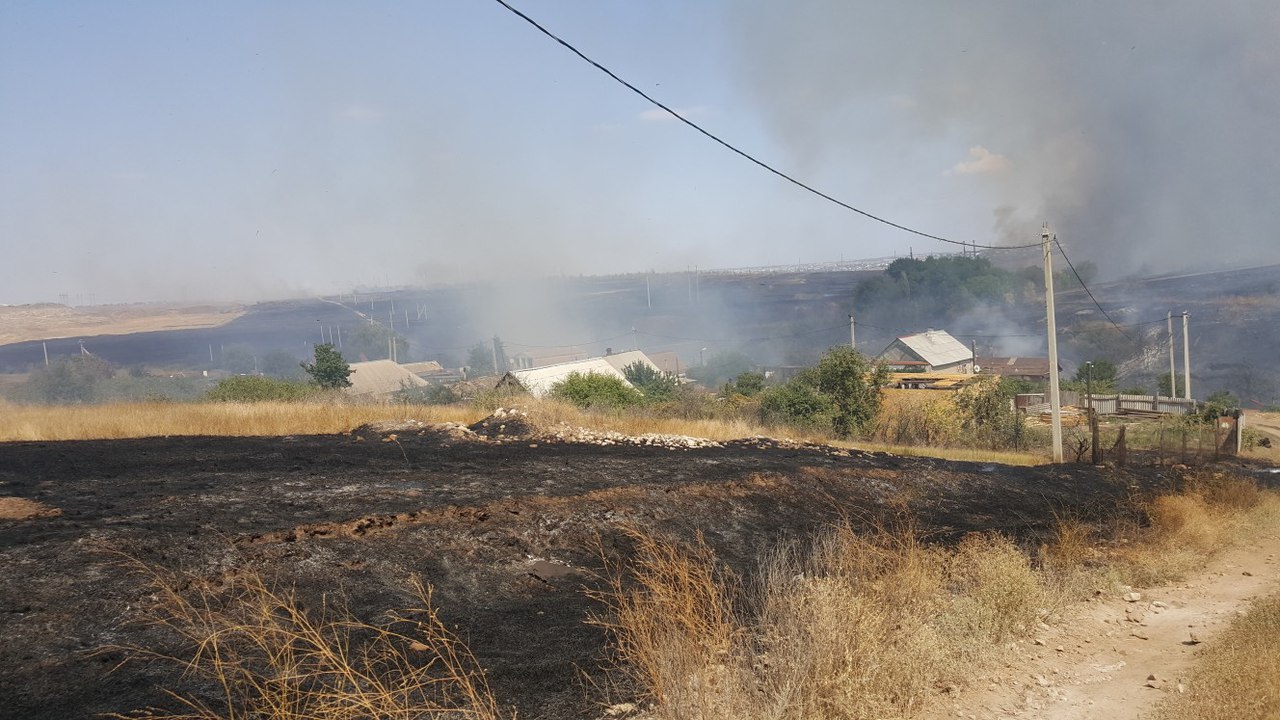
[1043,225,1063,463]
[1182,311,1192,401]
[1167,311,1176,397]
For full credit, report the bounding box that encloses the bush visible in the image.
[394,383,460,405]
[549,372,643,409]
[759,381,834,431]
[301,344,352,389]
[206,376,318,402]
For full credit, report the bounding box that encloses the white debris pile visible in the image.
[352,419,478,441]
[541,423,722,450]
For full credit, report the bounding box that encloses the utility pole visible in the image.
[1042,225,1064,463]
[1182,311,1192,401]
[849,312,856,350]
[632,326,639,351]
[1167,311,1176,398]
[645,273,651,309]
[491,336,500,375]
[335,325,342,349]
[42,341,48,367]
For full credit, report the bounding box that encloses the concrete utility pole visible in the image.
[42,341,48,367]
[848,312,856,350]
[491,337,500,376]
[1042,225,1064,463]
[1167,311,1177,398]
[335,325,342,349]
[1182,311,1192,401]
[645,273,651,309]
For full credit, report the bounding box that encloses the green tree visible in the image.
[759,380,834,430]
[301,344,353,389]
[207,376,317,402]
[261,350,304,379]
[687,350,753,388]
[723,371,766,397]
[1073,360,1117,391]
[1158,372,1182,398]
[549,372,642,409]
[622,361,679,400]
[346,322,407,362]
[14,355,113,404]
[808,346,890,437]
[464,338,506,376]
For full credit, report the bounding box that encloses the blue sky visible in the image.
[3,1,1277,304]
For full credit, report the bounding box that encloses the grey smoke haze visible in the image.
[3,2,1277,308]
[727,1,1280,276]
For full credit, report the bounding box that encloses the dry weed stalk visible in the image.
[109,563,509,720]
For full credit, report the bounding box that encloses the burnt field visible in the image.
[0,422,1245,720]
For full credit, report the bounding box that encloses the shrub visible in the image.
[396,383,461,405]
[549,372,643,409]
[759,379,834,431]
[206,376,318,402]
[301,343,353,389]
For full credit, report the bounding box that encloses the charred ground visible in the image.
[0,421,1254,720]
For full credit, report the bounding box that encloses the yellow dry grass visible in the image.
[0,399,484,442]
[594,520,1046,720]
[110,563,511,720]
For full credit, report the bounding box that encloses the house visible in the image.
[504,350,662,398]
[400,360,462,384]
[876,330,974,373]
[645,350,684,377]
[974,356,1052,382]
[345,360,429,399]
[509,346,587,370]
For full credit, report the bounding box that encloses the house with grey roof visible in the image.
[875,329,974,373]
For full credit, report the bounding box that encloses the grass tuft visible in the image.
[107,562,510,720]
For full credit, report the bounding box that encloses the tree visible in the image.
[261,350,305,379]
[808,346,890,437]
[622,361,679,400]
[13,355,113,404]
[464,338,506,376]
[346,322,407,362]
[759,380,834,430]
[301,344,353,389]
[723,371,766,398]
[687,350,753,388]
[219,343,257,375]
[1073,360,1117,391]
[1158,372,1182,398]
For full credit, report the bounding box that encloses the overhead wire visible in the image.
[1053,239,1133,341]
[490,0,1042,251]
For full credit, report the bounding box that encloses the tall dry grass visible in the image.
[111,564,509,720]
[594,521,1045,720]
[0,399,483,442]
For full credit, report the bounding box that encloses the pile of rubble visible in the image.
[541,423,722,450]
[350,419,478,443]
[467,407,538,439]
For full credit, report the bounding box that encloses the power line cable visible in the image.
[491,0,1042,251]
[1053,239,1132,341]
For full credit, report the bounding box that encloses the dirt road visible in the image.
[0,424,1273,719]
[921,530,1280,720]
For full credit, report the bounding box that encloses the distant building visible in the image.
[974,356,1051,382]
[876,330,974,373]
[345,360,429,399]
[645,350,684,377]
[400,360,462,384]
[509,346,587,370]
[504,350,661,398]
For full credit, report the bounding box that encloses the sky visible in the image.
[2,1,1278,305]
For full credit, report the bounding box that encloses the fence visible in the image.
[1064,414,1242,467]
[1016,392,1198,417]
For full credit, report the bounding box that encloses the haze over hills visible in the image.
[2,259,1277,405]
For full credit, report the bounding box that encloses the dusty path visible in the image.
[921,528,1280,720]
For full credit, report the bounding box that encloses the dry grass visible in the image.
[0,399,484,442]
[110,563,509,720]
[594,520,1045,720]
[1150,591,1280,720]
[1108,472,1280,587]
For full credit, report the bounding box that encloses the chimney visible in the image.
[605,347,613,356]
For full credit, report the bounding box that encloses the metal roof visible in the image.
[601,350,661,375]
[893,330,973,368]
[345,360,430,398]
[510,357,634,398]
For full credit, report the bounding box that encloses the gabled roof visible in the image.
[400,360,444,375]
[975,356,1051,377]
[601,350,661,375]
[345,360,430,398]
[893,330,972,367]
[509,357,634,398]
